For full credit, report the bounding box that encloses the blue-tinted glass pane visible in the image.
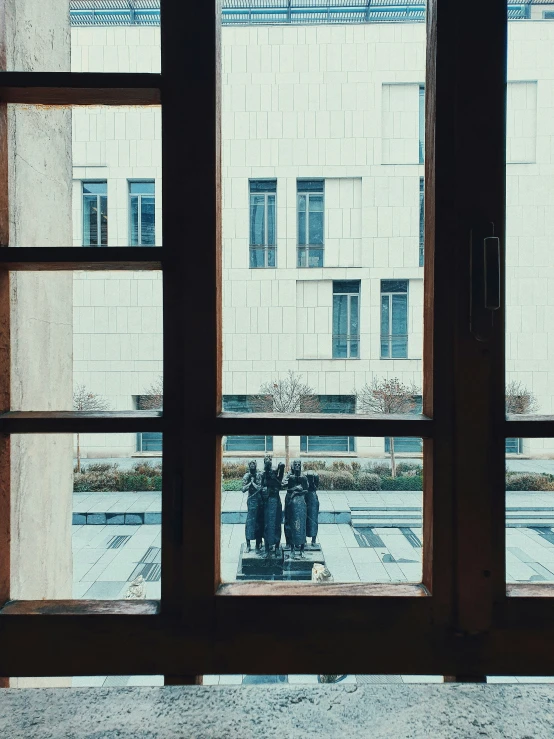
[391,336,408,359]
[381,338,390,358]
[139,432,162,452]
[300,436,307,452]
[348,437,355,452]
[298,195,306,245]
[385,437,421,453]
[306,436,350,452]
[419,178,424,267]
[83,194,98,246]
[267,247,276,267]
[100,195,108,246]
[298,180,324,193]
[381,295,390,336]
[250,247,266,268]
[381,280,408,293]
[333,294,348,338]
[226,436,269,452]
[318,396,356,413]
[333,281,360,294]
[506,438,522,454]
[419,85,425,164]
[267,194,276,245]
[350,340,359,359]
[130,197,139,246]
[130,181,155,195]
[333,337,347,358]
[140,196,155,246]
[350,295,359,336]
[392,294,408,335]
[250,179,276,193]
[297,247,307,267]
[307,247,323,267]
[308,196,323,244]
[250,195,265,246]
[83,181,107,195]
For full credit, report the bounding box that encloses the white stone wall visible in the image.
[70,19,554,459]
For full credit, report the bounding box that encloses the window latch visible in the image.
[470,223,501,342]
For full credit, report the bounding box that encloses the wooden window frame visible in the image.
[1,0,554,682]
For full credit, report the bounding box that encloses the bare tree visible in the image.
[73,384,111,472]
[505,380,538,415]
[255,371,320,470]
[137,375,163,410]
[355,377,420,478]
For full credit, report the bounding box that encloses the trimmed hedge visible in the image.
[74,461,163,492]
[354,472,381,491]
[317,470,356,491]
[505,472,554,491]
[223,479,243,491]
[380,475,423,491]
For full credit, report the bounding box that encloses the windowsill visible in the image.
[132,452,162,457]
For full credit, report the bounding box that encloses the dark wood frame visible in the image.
[0,0,552,682]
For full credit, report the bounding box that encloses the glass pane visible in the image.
[267,194,276,246]
[140,196,156,246]
[11,433,162,601]
[506,441,554,586]
[250,195,266,246]
[505,10,552,416]
[267,246,276,267]
[130,197,140,246]
[12,270,163,411]
[250,247,266,268]
[297,247,307,267]
[220,438,423,585]
[8,105,161,247]
[307,247,324,267]
[392,294,408,335]
[308,197,324,245]
[297,197,307,246]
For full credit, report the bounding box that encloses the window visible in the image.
[135,394,162,452]
[82,181,107,246]
[332,281,360,358]
[222,395,273,453]
[249,180,276,268]
[419,177,424,267]
[301,396,356,453]
[297,179,324,267]
[381,280,408,359]
[129,181,155,246]
[419,84,425,165]
[505,438,523,454]
[385,396,423,454]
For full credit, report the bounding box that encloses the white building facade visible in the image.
[70,1,554,459]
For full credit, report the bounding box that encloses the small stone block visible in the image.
[125,513,144,525]
[106,513,125,525]
[87,513,106,525]
[282,546,326,574]
[72,513,86,525]
[144,512,162,525]
[237,543,284,579]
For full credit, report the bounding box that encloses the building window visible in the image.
[333,281,360,359]
[135,394,162,452]
[385,396,423,454]
[301,395,356,454]
[381,280,408,359]
[223,395,273,452]
[129,181,155,246]
[419,84,425,164]
[506,438,523,454]
[419,177,424,267]
[82,181,107,246]
[297,179,324,267]
[249,180,276,268]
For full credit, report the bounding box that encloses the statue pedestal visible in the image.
[236,544,284,581]
[283,544,325,581]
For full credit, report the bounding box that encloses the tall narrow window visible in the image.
[249,180,276,268]
[332,281,360,359]
[129,181,155,246]
[419,85,425,165]
[381,280,408,359]
[419,177,424,267]
[82,181,107,246]
[297,179,324,267]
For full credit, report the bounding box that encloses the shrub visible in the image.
[118,474,152,491]
[351,461,361,475]
[381,476,423,491]
[152,475,163,491]
[73,470,119,492]
[355,472,381,491]
[83,462,119,474]
[331,460,351,472]
[223,479,243,491]
[364,462,391,477]
[131,461,162,477]
[505,473,553,491]
[222,461,248,480]
[317,470,355,491]
[396,462,423,477]
[303,460,327,471]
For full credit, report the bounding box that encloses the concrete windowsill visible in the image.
[1,684,554,738]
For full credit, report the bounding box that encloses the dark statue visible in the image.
[241,460,263,552]
[305,471,320,547]
[260,455,284,556]
[284,459,308,555]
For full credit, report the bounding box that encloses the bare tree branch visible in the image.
[506,381,538,415]
[73,384,111,412]
[137,375,163,410]
[254,370,320,414]
[355,377,420,415]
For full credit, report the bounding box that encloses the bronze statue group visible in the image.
[241,456,320,558]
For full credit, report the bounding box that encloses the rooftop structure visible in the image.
[69,0,552,27]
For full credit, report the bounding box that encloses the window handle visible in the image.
[470,223,500,341]
[484,236,500,311]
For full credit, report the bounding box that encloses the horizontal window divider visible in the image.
[217,582,429,598]
[0,72,161,105]
[504,416,554,437]
[0,599,160,616]
[0,411,163,434]
[216,412,433,438]
[0,246,162,270]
